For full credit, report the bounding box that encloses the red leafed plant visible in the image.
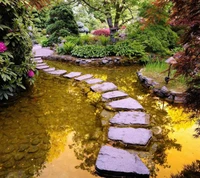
[92,29,110,37]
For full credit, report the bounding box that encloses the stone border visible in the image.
[136,69,186,104]
[42,55,139,66]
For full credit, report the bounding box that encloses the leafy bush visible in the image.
[113,40,146,58]
[92,29,110,37]
[127,24,179,56]
[57,42,76,55]
[0,0,36,101]
[78,35,98,45]
[72,45,108,58]
[98,35,110,46]
[46,3,79,46]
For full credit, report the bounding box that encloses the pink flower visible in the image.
[28,70,35,78]
[0,42,7,53]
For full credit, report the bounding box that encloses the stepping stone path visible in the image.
[91,82,117,93]
[47,70,67,75]
[43,67,56,72]
[108,127,152,146]
[110,111,150,126]
[63,72,82,78]
[33,45,152,177]
[75,74,93,81]
[85,78,103,85]
[107,97,144,111]
[95,145,149,177]
[102,90,128,101]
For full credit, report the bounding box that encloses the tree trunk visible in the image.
[107,17,117,43]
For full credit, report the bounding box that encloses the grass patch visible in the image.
[142,60,187,92]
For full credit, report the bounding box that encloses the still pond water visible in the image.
[0,60,199,178]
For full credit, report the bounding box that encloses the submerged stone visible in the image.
[85,78,103,84]
[28,146,39,153]
[107,97,144,111]
[75,74,93,81]
[108,127,152,146]
[102,90,128,101]
[95,145,149,177]
[110,111,150,126]
[91,82,117,93]
[36,65,49,70]
[47,70,67,75]
[63,72,82,78]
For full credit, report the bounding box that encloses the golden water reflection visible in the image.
[0,61,199,178]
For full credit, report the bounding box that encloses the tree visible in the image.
[77,0,139,42]
[46,2,79,46]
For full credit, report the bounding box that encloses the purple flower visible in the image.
[28,70,35,78]
[0,42,7,53]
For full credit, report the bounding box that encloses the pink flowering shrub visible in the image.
[27,70,35,78]
[0,42,7,53]
[92,28,110,37]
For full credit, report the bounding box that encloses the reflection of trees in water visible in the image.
[69,125,105,175]
[171,160,200,178]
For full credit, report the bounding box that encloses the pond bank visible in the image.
[42,54,140,67]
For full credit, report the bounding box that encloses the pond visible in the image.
[0,60,199,178]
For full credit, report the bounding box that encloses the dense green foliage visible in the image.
[127,24,179,56]
[0,0,36,101]
[71,45,108,58]
[46,3,79,46]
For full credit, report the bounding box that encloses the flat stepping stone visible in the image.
[75,74,93,81]
[34,60,43,63]
[36,63,47,67]
[36,65,49,70]
[95,145,149,177]
[43,67,55,72]
[63,72,82,78]
[85,78,103,84]
[108,127,152,146]
[102,90,128,101]
[91,82,117,93]
[47,70,67,75]
[110,111,150,126]
[107,97,143,111]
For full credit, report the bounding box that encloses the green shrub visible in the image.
[98,35,110,46]
[71,45,108,58]
[46,3,79,46]
[57,42,76,54]
[0,0,37,100]
[114,40,146,58]
[78,35,97,45]
[127,24,179,56]
[64,35,80,44]
[106,45,116,56]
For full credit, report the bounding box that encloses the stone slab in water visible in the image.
[107,97,143,111]
[110,111,150,126]
[95,145,149,177]
[36,65,49,70]
[63,72,82,78]
[34,60,43,63]
[108,127,152,146]
[75,74,93,81]
[36,63,47,67]
[47,70,67,75]
[43,67,55,72]
[102,90,128,101]
[91,82,117,93]
[85,78,103,84]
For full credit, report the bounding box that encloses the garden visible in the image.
[0,0,200,178]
